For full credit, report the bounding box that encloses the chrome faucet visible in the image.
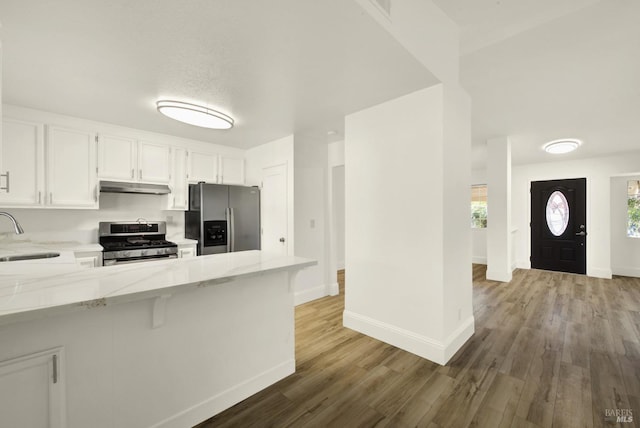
[0,212,24,234]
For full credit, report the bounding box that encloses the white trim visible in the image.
[611,267,640,278]
[343,311,475,366]
[327,282,339,296]
[336,260,345,270]
[486,269,513,282]
[151,359,295,428]
[472,256,487,265]
[588,267,613,279]
[294,283,328,306]
[443,316,475,363]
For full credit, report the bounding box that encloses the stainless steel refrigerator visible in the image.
[185,183,260,255]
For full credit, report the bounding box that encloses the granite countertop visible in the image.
[0,250,315,326]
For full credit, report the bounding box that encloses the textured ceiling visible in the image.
[0,0,437,148]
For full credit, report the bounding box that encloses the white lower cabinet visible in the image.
[178,243,197,258]
[0,348,66,428]
[75,251,102,268]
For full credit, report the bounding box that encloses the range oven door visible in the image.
[103,253,178,266]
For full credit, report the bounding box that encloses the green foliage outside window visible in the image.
[628,188,640,237]
[471,202,488,228]
[471,184,487,228]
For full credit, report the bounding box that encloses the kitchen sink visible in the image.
[0,252,61,262]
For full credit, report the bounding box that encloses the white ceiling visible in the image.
[0,0,436,148]
[1,0,639,169]
[434,0,640,168]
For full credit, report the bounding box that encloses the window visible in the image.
[471,185,487,228]
[545,191,570,236]
[628,180,640,237]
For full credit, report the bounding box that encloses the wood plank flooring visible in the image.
[195,266,640,427]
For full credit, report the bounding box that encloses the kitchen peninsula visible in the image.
[0,251,315,428]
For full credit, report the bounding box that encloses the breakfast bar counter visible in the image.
[0,251,315,428]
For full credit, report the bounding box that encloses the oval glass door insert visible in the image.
[546,191,570,236]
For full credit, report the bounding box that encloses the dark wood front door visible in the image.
[531,178,587,274]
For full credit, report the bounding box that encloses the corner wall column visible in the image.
[486,137,512,282]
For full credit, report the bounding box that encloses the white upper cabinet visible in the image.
[98,137,170,184]
[97,134,137,181]
[46,126,98,208]
[168,147,188,210]
[188,150,218,183]
[219,156,245,185]
[138,141,171,184]
[0,118,45,207]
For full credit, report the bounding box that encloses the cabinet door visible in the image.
[97,134,137,181]
[46,126,98,208]
[168,147,188,210]
[0,348,66,428]
[219,156,245,185]
[138,141,170,183]
[178,245,196,258]
[188,150,218,183]
[0,119,45,207]
[76,255,99,268]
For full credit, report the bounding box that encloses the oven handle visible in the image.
[103,254,178,266]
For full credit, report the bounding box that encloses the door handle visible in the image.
[575,231,587,236]
[279,237,285,243]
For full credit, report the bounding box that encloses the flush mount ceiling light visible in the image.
[543,139,581,154]
[156,100,234,130]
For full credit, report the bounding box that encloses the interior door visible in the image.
[531,178,586,274]
[261,164,288,256]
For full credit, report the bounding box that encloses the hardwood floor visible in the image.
[195,266,640,427]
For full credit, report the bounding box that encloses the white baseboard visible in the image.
[589,267,613,279]
[611,266,640,278]
[443,316,475,363]
[343,310,475,366]
[472,256,487,265]
[327,282,339,296]
[294,283,328,306]
[152,359,295,428]
[486,269,512,282]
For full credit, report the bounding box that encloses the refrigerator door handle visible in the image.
[227,208,236,252]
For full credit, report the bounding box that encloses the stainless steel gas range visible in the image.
[99,221,178,266]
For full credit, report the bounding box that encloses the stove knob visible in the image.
[123,251,130,258]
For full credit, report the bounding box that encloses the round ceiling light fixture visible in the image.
[156,100,234,130]
[543,138,581,154]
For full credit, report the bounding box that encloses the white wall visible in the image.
[333,165,345,270]
[244,134,295,256]
[611,175,640,277]
[0,193,184,243]
[512,151,640,278]
[353,0,459,84]
[344,84,473,365]
[293,134,331,304]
